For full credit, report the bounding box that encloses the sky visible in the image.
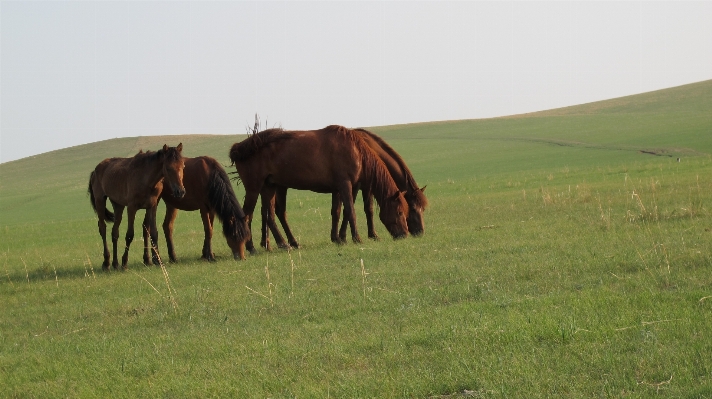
[1,1,711,163]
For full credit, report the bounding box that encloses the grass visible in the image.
[1,80,712,397]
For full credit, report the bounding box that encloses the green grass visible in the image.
[1,80,712,398]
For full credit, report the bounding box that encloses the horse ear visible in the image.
[177,143,183,152]
[162,144,169,152]
[420,185,427,193]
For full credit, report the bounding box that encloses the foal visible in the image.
[88,144,185,270]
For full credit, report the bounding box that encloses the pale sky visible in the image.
[1,1,711,163]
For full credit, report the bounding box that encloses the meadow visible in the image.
[1,80,711,398]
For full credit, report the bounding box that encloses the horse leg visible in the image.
[141,212,151,266]
[200,208,216,261]
[146,206,161,265]
[110,200,125,270]
[338,196,348,242]
[261,187,289,250]
[339,182,361,244]
[209,212,216,258]
[275,186,300,249]
[121,206,138,270]
[339,185,360,242]
[259,195,271,251]
[242,190,260,255]
[339,184,363,242]
[163,206,179,263]
[362,186,379,240]
[95,197,111,270]
[331,193,344,243]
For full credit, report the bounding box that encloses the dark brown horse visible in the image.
[88,144,185,270]
[336,129,428,239]
[229,125,409,253]
[260,129,428,248]
[155,156,250,262]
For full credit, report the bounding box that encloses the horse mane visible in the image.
[354,128,429,209]
[229,128,290,164]
[323,125,403,208]
[131,146,183,166]
[205,159,250,242]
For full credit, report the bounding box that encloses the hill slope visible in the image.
[2,80,711,227]
[1,80,712,397]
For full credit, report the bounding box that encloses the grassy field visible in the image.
[1,80,711,398]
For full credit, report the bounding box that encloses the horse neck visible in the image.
[134,156,165,188]
[362,151,399,208]
[361,130,419,194]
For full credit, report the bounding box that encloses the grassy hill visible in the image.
[1,80,711,397]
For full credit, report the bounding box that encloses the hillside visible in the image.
[2,80,711,228]
[1,80,712,397]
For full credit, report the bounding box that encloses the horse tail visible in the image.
[207,161,250,242]
[88,171,115,223]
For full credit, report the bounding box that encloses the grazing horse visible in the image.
[229,125,409,253]
[260,129,428,248]
[155,156,250,262]
[88,144,185,270]
[336,129,428,240]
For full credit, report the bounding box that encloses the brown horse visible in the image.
[229,125,409,252]
[260,128,428,248]
[155,156,251,262]
[88,144,185,270]
[337,128,428,239]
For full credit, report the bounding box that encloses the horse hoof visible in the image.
[289,242,301,249]
[248,247,258,255]
[277,243,291,250]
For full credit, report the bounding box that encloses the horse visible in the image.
[259,128,428,249]
[88,144,185,270]
[155,156,251,262]
[229,125,409,253]
[336,128,428,240]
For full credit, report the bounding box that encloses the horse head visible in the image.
[160,143,186,199]
[379,191,409,239]
[405,185,427,236]
[224,216,251,260]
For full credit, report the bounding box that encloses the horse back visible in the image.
[235,130,361,192]
[93,156,161,208]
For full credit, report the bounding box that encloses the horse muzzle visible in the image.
[173,187,186,199]
[393,232,408,240]
[410,229,424,237]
